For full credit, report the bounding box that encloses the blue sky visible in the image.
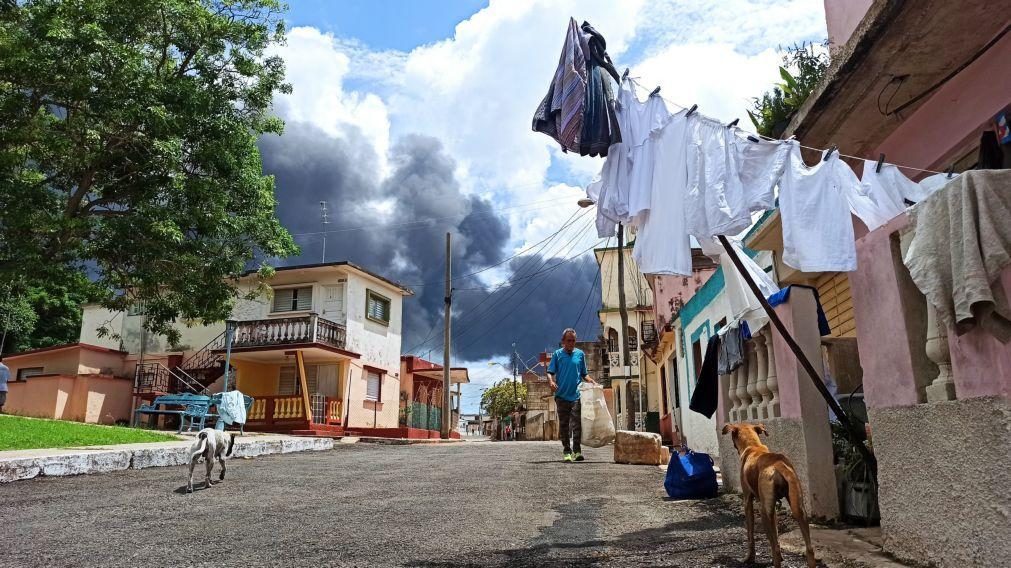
[266,1,828,412]
[286,0,488,52]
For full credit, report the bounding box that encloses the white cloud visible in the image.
[268,27,394,176]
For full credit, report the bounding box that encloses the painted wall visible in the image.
[4,374,133,424]
[78,306,124,350]
[649,269,718,334]
[597,246,653,310]
[78,349,129,376]
[345,362,400,429]
[343,272,403,375]
[233,360,281,397]
[675,287,730,456]
[5,349,81,378]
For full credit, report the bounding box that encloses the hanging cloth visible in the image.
[632,110,694,276]
[730,129,790,213]
[857,159,922,228]
[532,18,589,153]
[689,334,722,419]
[685,117,753,239]
[767,285,832,336]
[778,143,859,272]
[577,22,621,157]
[903,170,1011,342]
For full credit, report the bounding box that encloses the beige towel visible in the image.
[904,170,1011,342]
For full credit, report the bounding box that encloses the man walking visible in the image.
[547,328,595,462]
[0,357,9,414]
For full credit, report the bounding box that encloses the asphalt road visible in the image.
[0,441,822,567]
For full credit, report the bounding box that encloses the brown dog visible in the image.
[723,423,816,568]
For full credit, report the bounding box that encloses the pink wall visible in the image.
[824,0,873,49]
[649,269,717,333]
[6,349,81,378]
[849,215,925,408]
[4,374,133,424]
[948,269,1011,399]
[875,30,1011,176]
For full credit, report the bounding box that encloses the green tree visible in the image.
[0,0,298,345]
[0,286,38,354]
[480,379,527,419]
[748,42,830,138]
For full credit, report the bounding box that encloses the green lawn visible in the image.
[0,415,180,451]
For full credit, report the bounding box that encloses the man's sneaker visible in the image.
[573,452,584,462]
[563,452,573,462]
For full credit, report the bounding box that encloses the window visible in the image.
[127,302,145,316]
[366,290,391,325]
[692,340,704,383]
[272,286,312,313]
[324,284,345,309]
[17,367,45,380]
[627,327,638,352]
[607,328,619,352]
[278,364,318,395]
[365,369,382,401]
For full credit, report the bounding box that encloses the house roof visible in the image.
[3,342,127,360]
[401,355,470,384]
[242,261,415,296]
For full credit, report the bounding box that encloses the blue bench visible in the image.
[208,393,255,434]
[134,393,213,433]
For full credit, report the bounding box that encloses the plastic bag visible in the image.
[664,447,718,500]
[579,382,615,448]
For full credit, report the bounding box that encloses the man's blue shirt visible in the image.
[548,348,587,402]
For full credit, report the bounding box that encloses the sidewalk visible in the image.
[0,432,333,483]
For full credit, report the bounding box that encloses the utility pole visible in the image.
[441,232,452,439]
[616,223,632,425]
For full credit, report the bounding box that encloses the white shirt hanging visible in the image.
[914,172,960,202]
[779,143,858,272]
[730,129,790,212]
[685,117,753,239]
[632,110,693,276]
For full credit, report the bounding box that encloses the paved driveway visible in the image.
[0,441,820,567]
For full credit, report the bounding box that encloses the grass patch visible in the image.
[0,415,180,451]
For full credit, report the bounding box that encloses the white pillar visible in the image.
[754,332,771,420]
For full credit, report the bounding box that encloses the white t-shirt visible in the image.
[779,143,859,272]
[854,159,925,230]
[632,110,693,276]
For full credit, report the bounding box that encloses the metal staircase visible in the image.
[176,331,228,391]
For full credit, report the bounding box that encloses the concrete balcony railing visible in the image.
[232,314,347,351]
[723,326,780,423]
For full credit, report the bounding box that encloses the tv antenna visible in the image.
[320,201,329,263]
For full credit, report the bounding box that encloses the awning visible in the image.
[415,367,470,385]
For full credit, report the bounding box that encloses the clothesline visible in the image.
[624,76,948,177]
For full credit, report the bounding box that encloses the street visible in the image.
[0,441,821,567]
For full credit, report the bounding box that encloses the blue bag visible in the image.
[664,447,719,500]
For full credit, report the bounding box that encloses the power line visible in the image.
[404,206,589,287]
[406,209,592,355]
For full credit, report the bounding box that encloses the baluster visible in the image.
[726,369,740,422]
[736,350,752,422]
[764,328,780,418]
[924,302,956,402]
[754,332,771,419]
[745,342,760,420]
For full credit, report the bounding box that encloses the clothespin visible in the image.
[747,135,760,143]
[727,118,740,128]
[686,104,698,116]
[622,68,629,80]
[823,145,838,161]
[875,153,886,173]
[945,164,955,179]
[650,86,661,97]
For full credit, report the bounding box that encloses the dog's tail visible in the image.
[190,431,208,462]
[226,432,236,457]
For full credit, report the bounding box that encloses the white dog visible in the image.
[187,428,236,493]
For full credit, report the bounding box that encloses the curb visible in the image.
[0,436,333,483]
[355,437,464,445]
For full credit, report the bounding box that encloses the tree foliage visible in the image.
[748,42,830,138]
[0,0,298,345]
[480,378,527,419]
[0,285,38,353]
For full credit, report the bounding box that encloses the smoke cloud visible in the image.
[258,123,600,363]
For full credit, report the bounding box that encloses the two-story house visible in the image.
[78,261,413,435]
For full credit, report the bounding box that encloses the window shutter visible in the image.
[273,289,294,312]
[306,364,319,394]
[366,370,381,401]
[295,287,312,311]
[279,366,297,395]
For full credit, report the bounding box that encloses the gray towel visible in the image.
[904,170,1011,342]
